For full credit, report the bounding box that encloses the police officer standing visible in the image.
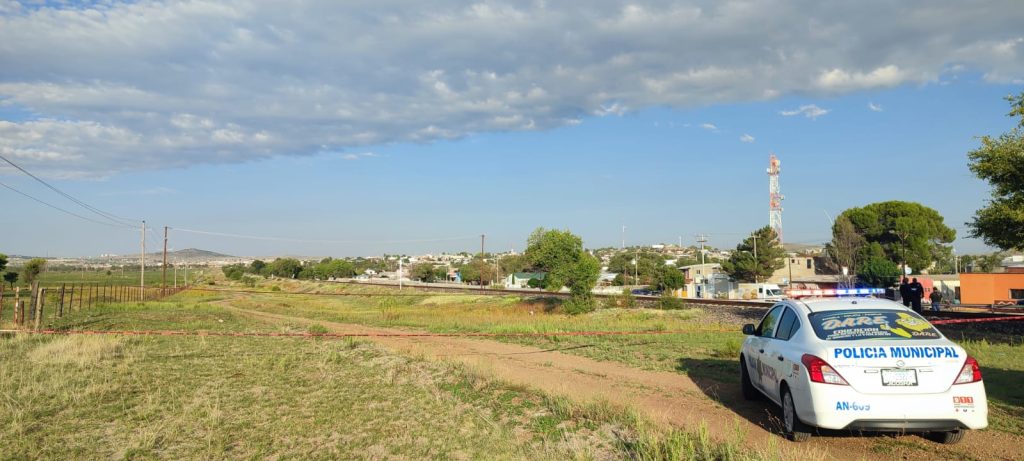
[899,278,911,308]
[909,278,924,313]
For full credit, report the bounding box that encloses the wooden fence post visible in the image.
[14,287,21,325]
[0,284,4,325]
[58,283,66,317]
[28,281,38,325]
[34,288,45,331]
[68,284,76,313]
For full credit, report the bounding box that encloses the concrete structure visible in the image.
[768,256,818,285]
[504,272,545,289]
[960,269,1024,305]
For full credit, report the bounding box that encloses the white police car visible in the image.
[739,289,987,443]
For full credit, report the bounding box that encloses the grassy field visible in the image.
[1,291,787,460]
[209,279,1024,437]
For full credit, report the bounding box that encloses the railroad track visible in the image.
[331,279,776,307]
[330,280,1024,322]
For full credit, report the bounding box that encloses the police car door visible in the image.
[748,305,784,397]
[762,307,800,400]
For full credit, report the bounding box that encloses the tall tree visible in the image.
[524,227,600,312]
[607,250,665,284]
[22,258,46,284]
[0,253,7,273]
[968,91,1024,250]
[721,226,786,283]
[838,201,955,273]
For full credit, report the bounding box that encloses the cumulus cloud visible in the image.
[0,1,1022,177]
[868,102,884,112]
[700,123,718,131]
[780,104,830,120]
[740,134,755,143]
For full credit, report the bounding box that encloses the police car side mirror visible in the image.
[742,324,755,335]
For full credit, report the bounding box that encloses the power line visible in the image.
[0,180,136,229]
[0,153,140,228]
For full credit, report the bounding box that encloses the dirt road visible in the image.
[226,305,1022,460]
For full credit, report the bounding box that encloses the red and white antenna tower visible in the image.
[767,153,784,244]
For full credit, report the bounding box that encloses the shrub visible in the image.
[563,296,596,315]
[658,293,685,310]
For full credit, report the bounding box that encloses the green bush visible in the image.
[658,293,685,310]
[308,323,329,335]
[240,275,258,288]
[563,296,596,315]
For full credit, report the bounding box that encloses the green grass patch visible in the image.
[0,299,791,460]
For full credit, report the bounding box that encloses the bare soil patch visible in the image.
[226,304,1024,461]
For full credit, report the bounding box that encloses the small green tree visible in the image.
[524,228,600,313]
[250,259,267,273]
[968,91,1024,250]
[607,250,665,284]
[22,258,46,284]
[721,226,785,283]
[0,253,7,273]
[651,266,686,291]
[3,271,17,288]
[411,263,439,282]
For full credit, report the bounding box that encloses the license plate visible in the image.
[881,369,918,386]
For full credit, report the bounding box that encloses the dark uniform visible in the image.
[899,278,911,308]
[908,278,924,313]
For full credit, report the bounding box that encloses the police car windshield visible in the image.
[808,309,942,341]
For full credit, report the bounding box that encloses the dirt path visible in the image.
[224,304,1022,461]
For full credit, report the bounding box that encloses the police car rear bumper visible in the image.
[797,381,988,431]
[843,419,968,432]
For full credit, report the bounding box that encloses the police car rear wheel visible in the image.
[782,389,811,442]
[740,356,758,401]
[926,429,965,445]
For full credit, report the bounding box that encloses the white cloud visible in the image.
[0,1,1021,177]
[868,102,884,112]
[700,123,718,131]
[341,152,378,161]
[740,134,755,143]
[816,65,908,91]
[779,104,830,120]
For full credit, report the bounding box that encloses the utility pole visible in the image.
[697,234,708,299]
[162,226,168,291]
[398,257,403,291]
[621,225,626,249]
[140,220,146,293]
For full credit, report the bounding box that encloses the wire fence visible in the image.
[0,282,188,330]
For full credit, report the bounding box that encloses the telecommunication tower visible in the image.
[767,154,784,244]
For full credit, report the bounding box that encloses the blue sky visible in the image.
[1,1,1022,257]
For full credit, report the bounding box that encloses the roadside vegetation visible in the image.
[2,291,804,460]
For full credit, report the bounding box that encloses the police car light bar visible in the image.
[786,288,884,298]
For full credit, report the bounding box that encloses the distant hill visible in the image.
[164,248,234,259]
[111,248,239,262]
